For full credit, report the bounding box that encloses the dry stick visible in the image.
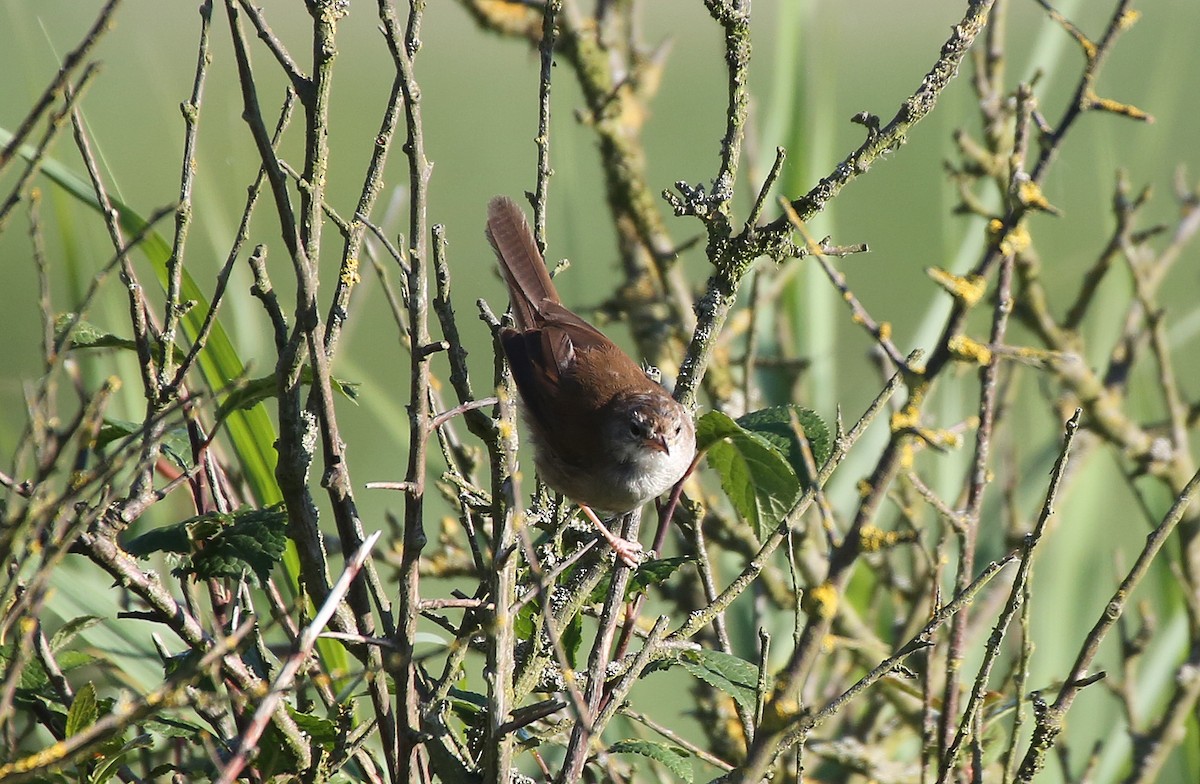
[377,1,434,779]
[0,0,120,172]
[222,2,390,774]
[285,0,387,673]
[169,90,298,393]
[939,208,1021,769]
[0,63,100,233]
[559,508,644,783]
[483,368,521,781]
[222,0,353,637]
[322,74,406,360]
[66,92,166,518]
[590,614,671,736]
[216,531,382,784]
[511,521,593,731]
[1014,464,1200,781]
[938,410,1082,782]
[531,0,561,249]
[159,0,214,383]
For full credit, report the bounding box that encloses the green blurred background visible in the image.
[2,0,1198,780]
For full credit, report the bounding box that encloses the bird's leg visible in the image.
[579,505,643,567]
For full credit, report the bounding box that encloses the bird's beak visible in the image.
[647,433,669,454]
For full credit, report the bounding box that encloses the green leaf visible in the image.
[143,716,207,740]
[65,682,99,737]
[89,734,153,784]
[588,556,693,604]
[563,614,584,670]
[694,410,749,452]
[609,739,693,783]
[738,405,832,481]
[51,615,104,653]
[54,314,188,367]
[54,315,138,352]
[215,367,360,424]
[287,706,339,752]
[701,411,800,537]
[124,504,288,585]
[514,602,537,640]
[680,650,759,713]
[97,419,193,468]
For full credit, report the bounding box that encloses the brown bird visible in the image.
[486,196,695,566]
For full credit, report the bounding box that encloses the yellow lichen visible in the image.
[890,404,921,432]
[1017,180,1056,213]
[1000,224,1031,256]
[926,267,987,306]
[340,256,361,287]
[859,525,902,553]
[948,334,993,365]
[1119,9,1141,29]
[806,582,838,619]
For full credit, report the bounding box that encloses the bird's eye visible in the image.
[629,422,642,437]
[674,424,682,435]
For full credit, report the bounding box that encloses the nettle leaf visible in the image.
[699,411,800,537]
[124,504,288,585]
[54,314,137,352]
[609,739,693,783]
[54,314,186,366]
[680,649,759,713]
[588,556,693,604]
[288,706,338,751]
[737,405,832,482]
[65,682,98,737]
[143,715,207,740]
[97,419,193,468]
[50,615,103,653]
[215,367,360,423]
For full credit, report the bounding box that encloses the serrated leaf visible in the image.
[97,419,193,468]
[694,410,748,452]
[90,734,153,784]
[588,556,693,604]
[609,739,693,783]
[54,314,138,352]
[65,682,98,737]
[188,506,288,584]
[681,650,759,713]
[124,504,288,585]
[703,416,800,537]
[738,405,832,481]
[287,706,339,751]
[215,367,359,424]
[124,521,193,557]
[143,716,207,740]
[50,615,103,653]
[54,649,99,674]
